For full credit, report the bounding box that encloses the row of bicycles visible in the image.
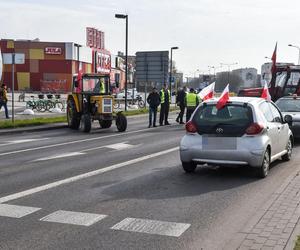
[25,94,66,112]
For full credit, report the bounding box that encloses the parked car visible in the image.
[180,97,293,178]
[276,95,300,138]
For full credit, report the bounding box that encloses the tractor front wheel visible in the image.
[80,114,92,133]
[116,113,127,132]
[67,99,80,129]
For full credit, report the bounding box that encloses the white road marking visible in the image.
[111,217,190,237]
[0,125,177,157]
[0,147,178,204]
[0,204,41,218]
[40,210,107,226]
[32,152,85,162]
[105,142,134,150]
[80,141,129,153]
[0,138,49,147]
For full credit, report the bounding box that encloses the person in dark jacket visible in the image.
[176,86,186,124]
[147,87,161,128]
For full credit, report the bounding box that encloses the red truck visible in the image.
[238,64,300,101]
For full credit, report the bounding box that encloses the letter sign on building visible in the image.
[45,47,62,55]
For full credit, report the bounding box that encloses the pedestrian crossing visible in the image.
[0,203,190,238]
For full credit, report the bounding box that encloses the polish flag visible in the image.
[261,81,271,101]
[216,84,230,110]
[198,82,215,101]
[271,42,277,74]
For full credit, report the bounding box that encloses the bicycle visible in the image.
[25,96,46,112]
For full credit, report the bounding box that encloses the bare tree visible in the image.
[216,72,243,92]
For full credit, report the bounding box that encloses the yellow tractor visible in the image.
[67,73,127,133]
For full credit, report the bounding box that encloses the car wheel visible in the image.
[282,137,292,161]
[182,162,197,173]
[258,149,270,178]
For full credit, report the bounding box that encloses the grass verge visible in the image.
[0,106,179,129]
[295,236,300,250]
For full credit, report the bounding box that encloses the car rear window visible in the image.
[276,98,300,112]
[192,104,253,137]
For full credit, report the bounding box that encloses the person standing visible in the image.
[159,84,171,126]
[0,83,9,119]
[176,86,186,124]
[185,88,200,122]
[147,87,161,128]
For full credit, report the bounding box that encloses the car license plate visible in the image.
[202,137,237,150]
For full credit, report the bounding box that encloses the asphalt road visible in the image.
[0,113,300,250]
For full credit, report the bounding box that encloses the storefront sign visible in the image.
[45,47,62,55]
[96,52,111,74]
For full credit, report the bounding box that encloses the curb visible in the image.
[0,123,68,135]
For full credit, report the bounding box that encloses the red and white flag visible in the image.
[216,84,230,110]
[198,82,215,101]
[271,42,277,74]
[261,81,271,101]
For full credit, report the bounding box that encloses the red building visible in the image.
[0,36,111,93]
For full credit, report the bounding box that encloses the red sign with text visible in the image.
[44,47,62,55]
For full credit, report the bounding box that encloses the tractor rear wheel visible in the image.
[116,113,127,132]
[80,114,92,133]
[99,120,112,129]
[67,99,80,129]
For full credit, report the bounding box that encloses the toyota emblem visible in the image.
[216,127,223,133]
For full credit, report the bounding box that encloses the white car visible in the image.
[180,97,294,178]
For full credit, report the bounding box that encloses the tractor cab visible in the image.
[73,74,110,95]
[67,73,127,133]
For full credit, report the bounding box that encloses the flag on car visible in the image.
[198,82,215,101]
[261,81,271,101]
[216,84,230,110]
[271,42,277,74]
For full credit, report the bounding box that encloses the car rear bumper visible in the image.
[180,134,267,167]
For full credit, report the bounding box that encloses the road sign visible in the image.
[135,51,169,84]
[2,53,25,64]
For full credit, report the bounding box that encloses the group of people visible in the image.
[146,84,200,128]
[0,83,9,119]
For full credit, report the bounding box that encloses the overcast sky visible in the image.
[1,0,300,75]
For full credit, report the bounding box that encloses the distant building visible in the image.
[232,68,257,89]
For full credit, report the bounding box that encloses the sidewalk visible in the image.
[226,170,300,250]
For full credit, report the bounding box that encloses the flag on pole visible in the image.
[271,42,277,74]
[198,82,215,101]
[261,81,271,101]
[216,84,230,110]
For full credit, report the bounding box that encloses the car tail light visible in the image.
[186,121,197,133]
[245,123,264,135]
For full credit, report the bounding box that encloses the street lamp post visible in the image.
[288,44,300,65]
[115,13,129,111]
[170,47,178,94]
[220,62,238,84]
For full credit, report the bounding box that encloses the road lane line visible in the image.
[0,124,179,157]
[0,147,178,204]
[111,217,190,237]
[0,204,41,218]
[32,152,86,162]
[40,210,107,226]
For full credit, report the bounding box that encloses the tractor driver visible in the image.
[94,78,106,94]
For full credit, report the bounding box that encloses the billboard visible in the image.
[135,51,169,84]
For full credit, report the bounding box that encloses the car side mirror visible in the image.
[74,80,79,88]
[284,114,293,126]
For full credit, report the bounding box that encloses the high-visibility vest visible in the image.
[186,93,198,107]
[100,82,105,94]
[160,89,171,104]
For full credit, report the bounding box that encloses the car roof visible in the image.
[203,96,265,105]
